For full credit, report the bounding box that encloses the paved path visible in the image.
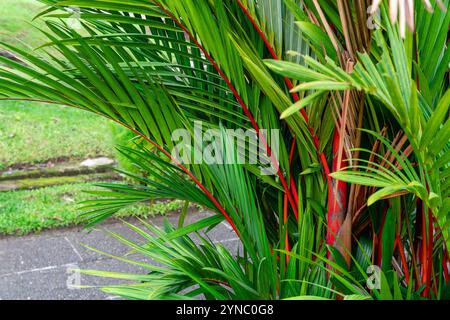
[0,211,240,300]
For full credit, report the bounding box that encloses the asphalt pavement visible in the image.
[0,211,240,300]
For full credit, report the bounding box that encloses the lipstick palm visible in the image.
[0,0,448,299]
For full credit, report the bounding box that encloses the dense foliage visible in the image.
[0,0,448,300]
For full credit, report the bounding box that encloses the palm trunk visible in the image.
[327,130,349,251]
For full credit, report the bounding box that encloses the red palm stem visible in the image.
[155,1,299,219]
[327,131,348,246]
[289,140,299,208]
[421,204,429,297]
[117,122,240,236]
[425,209,433,297]
[283,193,291,263]
[236,1,334,233]
[396,236,410,284]
[236,0,331,184]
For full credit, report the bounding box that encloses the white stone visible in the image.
[80,157,114,168]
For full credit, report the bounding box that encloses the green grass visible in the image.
[0,182,184,235]
[0,0,176,236]
[0,0,125,234]
[0,0,115,168]
[0,0,48,51]
[0,101,115,168]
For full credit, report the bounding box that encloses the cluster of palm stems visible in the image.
[0,0,448,300]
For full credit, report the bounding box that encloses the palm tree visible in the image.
[0,0,448,299]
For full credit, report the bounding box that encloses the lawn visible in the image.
[0,101,114,168]
[0,0,48,51]
[0,0,115,168]
[0,0,169,236]
[0,183,183,235]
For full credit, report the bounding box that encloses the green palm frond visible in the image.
[0,0,448,300]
